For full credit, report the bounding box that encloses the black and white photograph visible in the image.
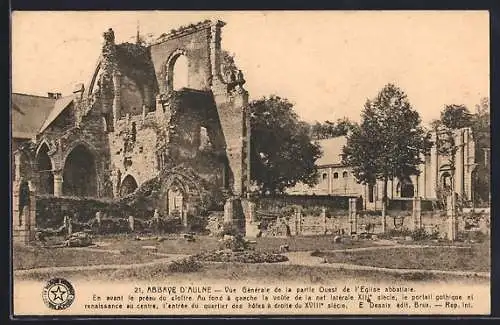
[10,11,490,316]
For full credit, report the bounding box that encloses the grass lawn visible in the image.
[14,260,489,284]
[312,240,490,272]
[90,233,386,255]
[12,244,164,270]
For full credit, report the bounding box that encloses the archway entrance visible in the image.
[120,174,138,197]
[36,143,53,195]
[18,181,30,226]
[397,177,415,198]
[63,145,97,197]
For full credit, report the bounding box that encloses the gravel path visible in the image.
[14,253,189,276]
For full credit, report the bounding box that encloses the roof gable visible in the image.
[11,93,56,138]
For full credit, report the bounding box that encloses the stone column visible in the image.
[112,71,121,128]
[381,203,387,233]
[53,170,63,197]
[447,195,458,241]
[430,132,438,198]
[412,196,422,230]
[295,208,302,235]
[223,198,234,225]
[349,198,357,235]
[321,208,327,234]
[455,130,465,197]
[14,152,21,182]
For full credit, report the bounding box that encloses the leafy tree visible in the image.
[310,118,356,139]
[471,97,490,206]
[439,104,472,129]
[341,84,432,211]
[249,96,322,194]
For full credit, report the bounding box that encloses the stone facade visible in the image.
[12,20,251,241]
[287,127,477,210]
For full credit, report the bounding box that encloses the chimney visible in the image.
[48,92,62,99]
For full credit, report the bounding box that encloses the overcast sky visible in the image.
[12,11,489,125]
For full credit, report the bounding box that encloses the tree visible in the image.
[310,118,356,140]
[471,97,490,206]
[249,96,322,194]
[341,83,432,211]
[439,104,472,129]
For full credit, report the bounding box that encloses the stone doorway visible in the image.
[63,144,97,197]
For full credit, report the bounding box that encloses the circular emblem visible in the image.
[42,278,75,310]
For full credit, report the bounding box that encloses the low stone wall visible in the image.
[258,210,490,239]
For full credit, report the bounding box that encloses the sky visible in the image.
[11,11,489,125]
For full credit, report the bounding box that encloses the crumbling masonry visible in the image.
[12,20,253,243]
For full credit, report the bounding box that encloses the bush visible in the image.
[220,234,250,252]
[457,231,489,243]
[167,257,203,273]
[188,215,209,234]
[378,228,439,241]
[194,251,289,263]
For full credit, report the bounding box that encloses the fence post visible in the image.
[412,196,422,230]
[128,216,134,232]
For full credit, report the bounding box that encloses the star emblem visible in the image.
[50,285,67,302]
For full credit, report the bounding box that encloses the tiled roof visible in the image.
[11,93,56,139]
[315,136,348,166]
[39,95,74,133]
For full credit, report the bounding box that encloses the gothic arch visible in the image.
[164,49,189,92]
[396,177,415,198]
[36,142,54,195]
[120,174,138,197]
[62,144,97,197]
[62,140,99,165]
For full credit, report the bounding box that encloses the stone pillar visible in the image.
[223,199,234,225]
[182,210,188,228]
[447,195,458,241]
[112,71,121,128]
[96,211,102,229]
[243,199,259,238]
[128,216,134,232]
[412,196,422,230]
[14,152,21,182]
[430,132,438,198]
[295,208,302,236]
[53,170,63,197]
[12,180,35,245]
[381,204,387,233]
[349,198,357,235]
[455,130,465,197]
[321,208,327,234]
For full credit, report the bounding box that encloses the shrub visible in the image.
[220,234,249,252]
[457,231,489,243]
[188,215,209,234]
[194,251,288,263]
[167,257,203,273]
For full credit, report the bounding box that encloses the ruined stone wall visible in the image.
[108,113,158,197]
[150,26,212,92]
